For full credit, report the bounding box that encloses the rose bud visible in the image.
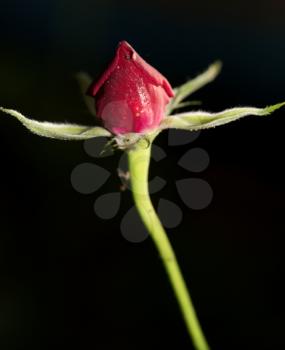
[87,41,174,135]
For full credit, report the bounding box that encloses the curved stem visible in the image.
[127,144,210,350]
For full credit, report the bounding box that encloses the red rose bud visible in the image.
[88,41,174,135]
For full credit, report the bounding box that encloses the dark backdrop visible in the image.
[0,1,284,349]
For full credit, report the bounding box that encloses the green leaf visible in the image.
[0,107,111,140]
[75,72,96,116]
[167,61,222,114]
[161,103,285,131]
[172,100,202,110]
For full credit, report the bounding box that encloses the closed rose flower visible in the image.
[87,41,174,135]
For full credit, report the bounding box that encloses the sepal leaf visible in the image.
[168,61,222,114]
[75,72,96,116]
[161,103,285,131]
[0,107,111,140]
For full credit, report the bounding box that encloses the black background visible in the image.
[0,1,284,349]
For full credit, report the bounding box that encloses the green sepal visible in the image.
[75,72,96,116]
[162,103,285,131]
[0,107,111,140]
[167,61,222,114]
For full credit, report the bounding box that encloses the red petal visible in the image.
[130,44,174,98]
[88,41,174,99]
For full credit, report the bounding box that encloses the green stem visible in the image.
[127,143,210,350]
